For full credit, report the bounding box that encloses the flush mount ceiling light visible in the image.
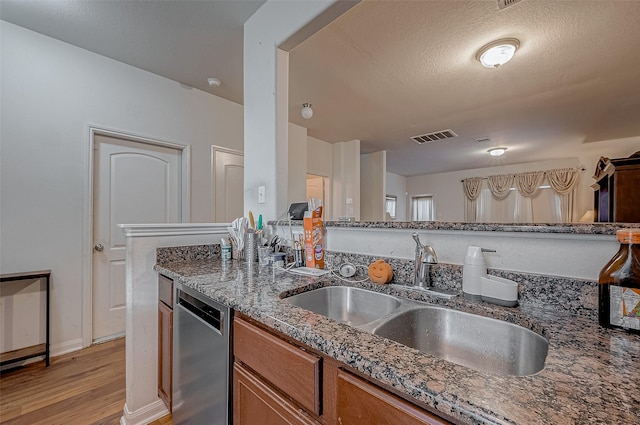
[207,77,221,87]
[476,38,520,68]
[488,147,507,157]
[301,103,313,119]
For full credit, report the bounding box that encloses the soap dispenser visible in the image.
[462,246,495,300]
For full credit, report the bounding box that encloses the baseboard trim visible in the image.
[93,332,125,345]
[120,400,169,425]
[51,338,84,357]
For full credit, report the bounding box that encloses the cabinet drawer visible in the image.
[337,369,451,425]
[158,274,173,307]
[234,363,319,425]
[234,318,321,415]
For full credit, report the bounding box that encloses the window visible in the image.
[412,196,434,221]
[385,195,397,219]
[470,181,576,223]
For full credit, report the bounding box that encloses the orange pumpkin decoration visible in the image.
[368,259,393,284]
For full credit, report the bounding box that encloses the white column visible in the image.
[119,224,229,425]
[243,0,355,221]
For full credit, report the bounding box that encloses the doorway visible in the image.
[91,131,185,343]
[306,174,330,218]
[211,146,244,223]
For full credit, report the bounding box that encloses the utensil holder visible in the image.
[243,232,258,262]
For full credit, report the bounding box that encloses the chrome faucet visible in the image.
[412,233,438,289]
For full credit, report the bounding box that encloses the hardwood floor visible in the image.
[0,338,171,425]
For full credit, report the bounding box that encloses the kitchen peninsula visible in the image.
[120,222,638,424]
[155,252,638,425]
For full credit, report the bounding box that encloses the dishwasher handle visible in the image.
[177,290,225,335]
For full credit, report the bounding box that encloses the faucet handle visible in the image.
[412,233,423,249]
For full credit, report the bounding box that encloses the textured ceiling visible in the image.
[3,0,639,176]
[289,0,640,175]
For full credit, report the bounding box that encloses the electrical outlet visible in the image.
[258,185,266,204]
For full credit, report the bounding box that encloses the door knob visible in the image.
[94,243,104,252]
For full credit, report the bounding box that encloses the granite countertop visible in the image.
[269,220,634,235]
[155,259,639,425]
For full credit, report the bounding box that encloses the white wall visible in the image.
[406,139,640,222]
[307,136,333,177]
[407,158,580,222]
[385,172,408,221]
[288,122,308,206]
[360,151,387,221]
[331,140,361,220]
[243,0,343,222]
[0,22,243,353]
[326,228,618,281]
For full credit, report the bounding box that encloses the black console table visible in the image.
[0,270,51,368]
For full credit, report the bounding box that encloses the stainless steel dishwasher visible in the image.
[173,283,232,425]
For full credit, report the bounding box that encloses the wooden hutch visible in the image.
[592,152,640,223]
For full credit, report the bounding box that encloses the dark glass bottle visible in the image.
[598,229,640,333]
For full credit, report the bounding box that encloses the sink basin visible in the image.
[284,286,401,326]
[373,307,548,376]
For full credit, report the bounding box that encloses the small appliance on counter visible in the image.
[462,246,493,299]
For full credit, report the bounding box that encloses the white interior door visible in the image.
[92,133,182,341]
[306,175,325,203]
[212,146,244,222]
[307,174,330,218]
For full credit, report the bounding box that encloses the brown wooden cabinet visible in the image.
[234,317,321,415]
[234,363,320,425]
[592,153,640,223]
[336,369,449,425]
[157,274,173,412]
[232,315,452,425]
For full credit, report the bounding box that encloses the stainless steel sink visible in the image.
[284,286,402,326]
[372,306,548,376]
[284,286,548,376]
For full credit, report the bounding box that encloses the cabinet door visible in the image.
[234,318,321,415]
[158,301,172,411]
[614,167,640,222]
[234,363,319,425]
[336,369,451,425]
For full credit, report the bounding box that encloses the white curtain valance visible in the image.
[515,171,545,197]
[487,174,514,200]
[463,167,581,199]
[462,177,483,201]
[547,168,580,195]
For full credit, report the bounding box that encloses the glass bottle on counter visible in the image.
[598,229,640,333]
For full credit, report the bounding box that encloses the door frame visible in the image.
[210,145,244,222]
[81,125,191,348]
[306,173,332,221]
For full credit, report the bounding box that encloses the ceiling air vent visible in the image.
[411,129,458,145]
[497,0,524,10]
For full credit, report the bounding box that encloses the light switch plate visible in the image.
[258,185,265,204]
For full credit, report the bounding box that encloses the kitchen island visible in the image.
[156,257,639,425]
